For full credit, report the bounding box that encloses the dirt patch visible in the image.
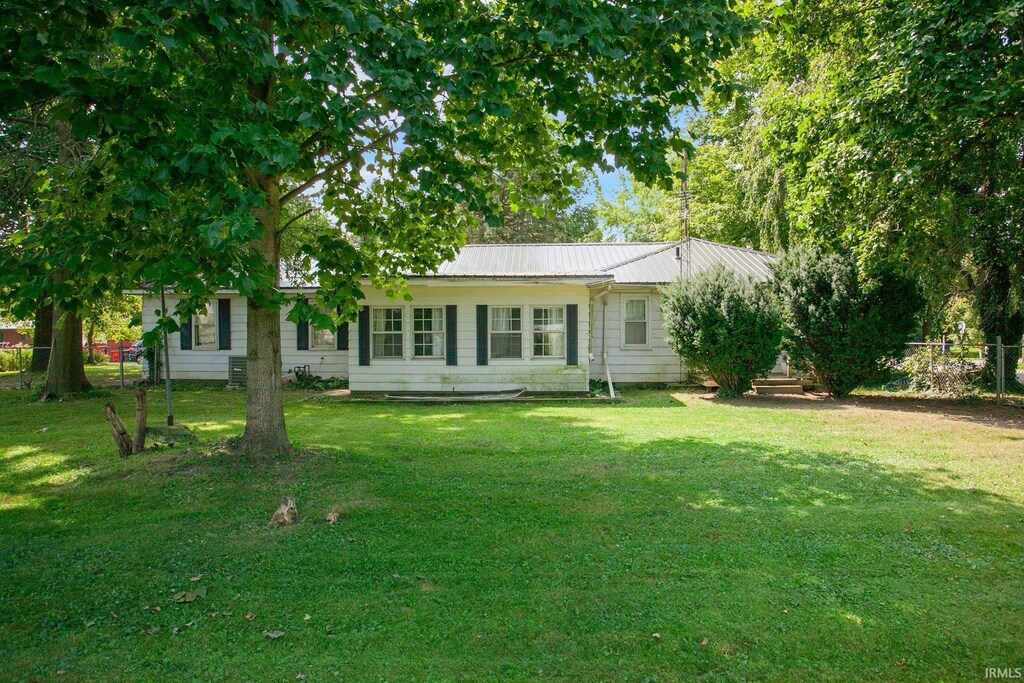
[729,392,1024,431]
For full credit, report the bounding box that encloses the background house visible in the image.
[138,238,777,392]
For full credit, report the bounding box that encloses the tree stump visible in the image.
[133,388,147,453]
[104,402,134,458]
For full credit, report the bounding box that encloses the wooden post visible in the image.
[119,341,125,388]
[104,401,134,457]
[133,388,147,453]
[17,346,23,390]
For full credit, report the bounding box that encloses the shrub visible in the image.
[84,350,110,366]
[900,347,982,398]
[772,246,923,397]
[661,264,782,397]
[0,349,32,372]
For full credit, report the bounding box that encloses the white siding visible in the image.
[349,284,590,392]
[141,295,247,381]
[279,303,349,380]
[140,296,348,381]
[589,286,687,385]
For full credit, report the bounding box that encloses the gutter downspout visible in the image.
[590,284,616,399]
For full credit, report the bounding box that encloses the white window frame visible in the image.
[489,306,523,360]
[622,296,650,348]
[310,323,337,351]
[530,305,566,359]
[370,306,404,359]
[412,306,445,359]
[192,301,218,350]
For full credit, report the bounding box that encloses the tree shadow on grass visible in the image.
[1,399,1023,680]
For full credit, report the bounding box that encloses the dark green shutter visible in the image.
[476,305,488,365]
[358,306,370,366]
[296,297,309,350]
[566,304,578,366]
[218,299,231,350]
[337,322,349,351]
[445,305,457,366]
[180,315,192,350]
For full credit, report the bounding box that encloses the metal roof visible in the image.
[278,239,776,288]
[606,239,776,284]
[428,239,776,283]
[430,242,668,277]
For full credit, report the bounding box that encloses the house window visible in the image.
[311,324,336,350]
[490,306,522,359]
[371,307,403,358]
[413,307,444,358]
[193,302,218,348]
[532,306,565,358]
[624,298,648,346]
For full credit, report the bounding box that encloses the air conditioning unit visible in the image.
[228,356,247,387]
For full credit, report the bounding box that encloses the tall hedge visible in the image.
[662,264,782,397]
[772,246,923,397]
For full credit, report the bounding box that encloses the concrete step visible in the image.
[753,384,805,395]
[754,377,809,387]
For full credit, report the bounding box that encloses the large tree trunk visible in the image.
[29,301,53,372]
[238,175,292,459]
[41,305,91,400]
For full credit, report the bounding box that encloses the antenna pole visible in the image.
[679,150,691,279]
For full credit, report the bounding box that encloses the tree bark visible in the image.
[29,301,53,372]
[238,174,292,459]
[104,401,134,457]
[87,321,96,364]
[133,388,148,453]
[41,304,91,400]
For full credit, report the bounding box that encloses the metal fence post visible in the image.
[996,336,1004,404]
[17,346,23,390]
[928,342,935,390]
[119,341,125,388]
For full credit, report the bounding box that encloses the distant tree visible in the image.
[595,172,676,242]
[772,246,923,397]
[691,0,1024,388]
[86,294,142,344]
[0,111,59,372]
[662,264,782,397]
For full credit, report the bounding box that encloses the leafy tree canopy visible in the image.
[0,0,748,454]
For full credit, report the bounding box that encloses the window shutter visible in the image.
[337,322,349,351]
[476,305,488,365]
[180,315,192,350]
[358,306,370,366]
[566,304,578,366]
[218,299,231,350]
[445,305,457,366]
[296,297,309,350]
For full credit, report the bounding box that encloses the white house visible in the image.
[139,238,777,393]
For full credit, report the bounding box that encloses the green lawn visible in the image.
[0,362,143,390]
[1,387,1022,681]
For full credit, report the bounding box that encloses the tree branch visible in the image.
[278,207,314,235]
[280,129,400,206]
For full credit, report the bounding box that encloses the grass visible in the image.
[1,387,1022,681]
[0,362,143,390]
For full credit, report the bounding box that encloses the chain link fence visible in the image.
[0,341,143,390]
[896,337,1022,402]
